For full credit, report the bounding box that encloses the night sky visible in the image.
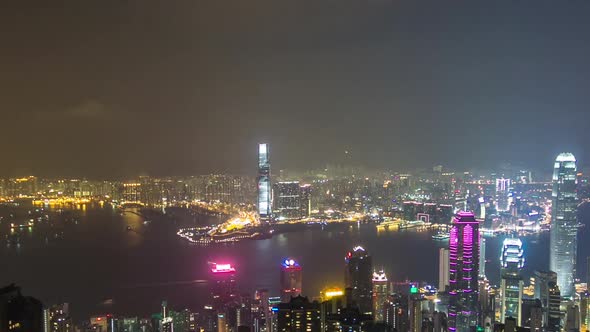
[1,1,590,178]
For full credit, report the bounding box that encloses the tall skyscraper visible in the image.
[280,259,302,302]
[547,283,561,332]
[257,143,272,222]
[210,263,238,311]
[409,286,424,332]
[448,211,480,332]
[479,237,486,278]
[372,270,388,322]
[439,248,450,291]
[495,178,511,212]
[533,270,558,328]
[345,246,373,315]
[500,238,525,326]
[550,152,578,299]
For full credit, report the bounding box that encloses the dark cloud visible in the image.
[64,100,111,118]
[0,1,589,178]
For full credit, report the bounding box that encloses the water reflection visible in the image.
[0,203,566,322]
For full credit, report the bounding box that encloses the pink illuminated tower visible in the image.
[210,263,237,310]
[448,211,480,332]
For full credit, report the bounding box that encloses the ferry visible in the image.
[432,232,450,241]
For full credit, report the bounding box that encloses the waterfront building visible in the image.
[300,184,312,218]
[258,143,272,222]
[280,259,302,302]
[275,182,302,220]
[550,152,578,298]
[371,270,388,322]
[345,246,373,315]
[448,211,480,332]
[122,182,142,204]
[500,238,525,326]
[439,248,450,292]
[276,296,321,332]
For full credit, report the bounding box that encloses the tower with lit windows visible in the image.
[448,211,480,332]
[345,246,373,315]
[500,238,525,326]
[372,270,388,322]
[550,152,578,298]
[210,263,238,310]
[257,143,272,222]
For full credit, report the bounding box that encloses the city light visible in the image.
[211,263,236,273]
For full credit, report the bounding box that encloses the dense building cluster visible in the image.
[2,148,590,332]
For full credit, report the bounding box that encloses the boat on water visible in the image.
[432,232,450,240]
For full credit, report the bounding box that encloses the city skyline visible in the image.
[1,2,590,178]
[2,1,590,331]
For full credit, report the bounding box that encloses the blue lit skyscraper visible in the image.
[257,143,271,222]
[550,152,578,298]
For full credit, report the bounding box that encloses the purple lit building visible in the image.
[448,211,480,332]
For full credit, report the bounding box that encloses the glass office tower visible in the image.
[550,153,578,298]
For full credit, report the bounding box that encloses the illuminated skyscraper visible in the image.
[345,246,373,315]
[409,288,424,332]
[439,248,449,291]
[210,263,238,310]
[495,178,511,212]
[258,143,272,222]
[479,237,486,279]
[550,152,578,298]
[280,259,302,302]
[448,211,480,332]
[500,238,525,326]
[533,270,558,328]
[372,270,388,322]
